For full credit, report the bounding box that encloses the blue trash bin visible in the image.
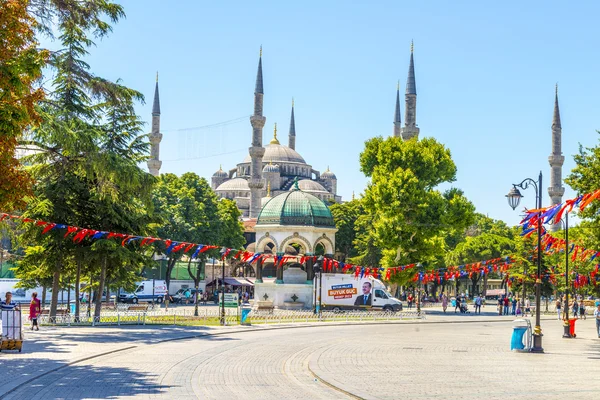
[451,299,456,307]
[69,303,76,314]
[240,306,252,325]
[511,327,527,350]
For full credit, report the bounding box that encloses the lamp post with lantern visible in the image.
[506,171,544,353]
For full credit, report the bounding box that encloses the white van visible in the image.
[319,273,403,312]
[118,280,167,304]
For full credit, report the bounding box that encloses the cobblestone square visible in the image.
[1,313,599,399]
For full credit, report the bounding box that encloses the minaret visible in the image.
[548,84,565,231]
[248,47,266,218]
[393,81,401,137]
[401,41,420,141]
[147,73,163,176]
[289,98,296,150]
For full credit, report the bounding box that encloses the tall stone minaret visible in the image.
[401,41,419,141]
[288,98,296,150]
[148,73,163,176]
[248,48,266,218]
[548,85,565,231]
[393,81,401,137]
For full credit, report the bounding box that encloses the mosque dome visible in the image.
[292,179,329,194]
[263,163,280,173]
[321,167,336,179]
[243,143,306,164]
[257,187,335,228]
[216,178,250,191]
[212,166,228,178]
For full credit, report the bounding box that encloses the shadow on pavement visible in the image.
[0,357,169,399]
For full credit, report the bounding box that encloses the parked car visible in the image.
[172,288,202,303]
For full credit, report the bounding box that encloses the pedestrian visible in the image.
[594,304,600,338]
[503,296,510,315]
[515,299,522,316]
[511,297,517,315]
[498,296,503,316]
[164,293,173,311]
[524,298,531,317]
[474,295,482,314]
[442,294,448,313]
[579,301,586,320]
[184,289,191,305]
[29,292,41,331]
[407,294,413,309]
[556,298,562,320]
[455,294,462,313]
[572,299,579,319]
[1,292,19,311]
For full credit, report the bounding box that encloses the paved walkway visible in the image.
[1,314,599,399]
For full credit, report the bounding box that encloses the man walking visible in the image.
[474,295,482,314]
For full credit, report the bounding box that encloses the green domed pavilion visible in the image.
[257,189,335,228]
[253,183,337,287]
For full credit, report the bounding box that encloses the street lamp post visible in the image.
[557,212,572,338]
[313,256,324,316]
[506,171,544,353]
[220,247,227,326]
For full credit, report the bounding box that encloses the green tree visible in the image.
[15,0,151,319]
[330,198,363,262]
[152,173,222,292]
[358,136,475,286]
[446,233,515,296]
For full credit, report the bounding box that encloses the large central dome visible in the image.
[257,188,335,227]
[243,143,306,164]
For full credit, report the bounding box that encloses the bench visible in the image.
[127,304,149,312]
[100,302,116,310]
[256,301,274,313]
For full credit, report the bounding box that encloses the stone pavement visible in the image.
[1,313,599,399]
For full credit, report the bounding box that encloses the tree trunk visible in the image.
[94,256,108,319]
[482,274,488,298]
[165,257,176,292]
[188,257,201,317]
[49,260,61,319]
[67,279,70,312]
[75,258,81,322]
[41,285,47,308]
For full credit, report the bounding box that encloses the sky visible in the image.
[58,0,600,226]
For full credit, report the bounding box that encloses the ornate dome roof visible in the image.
[292,179,329,194]
[213,166,228,178]
[263,163,280,173]
[243,143,306,164]
[321,167,336,179]
[215,178,250,191]
[257,188,335,227]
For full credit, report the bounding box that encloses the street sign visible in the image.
[219,293,239,308]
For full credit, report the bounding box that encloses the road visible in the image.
[1,315,600,399]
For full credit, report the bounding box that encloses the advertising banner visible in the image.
[323,275,373,307]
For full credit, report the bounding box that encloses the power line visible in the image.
[161,115,250,133]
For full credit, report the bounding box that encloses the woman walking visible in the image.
[572,299,579,319]
[579,301,586,320]
[442,294,448,313]
[29,292,41,331]
[556,298,562,320]
[524,298,531,317]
